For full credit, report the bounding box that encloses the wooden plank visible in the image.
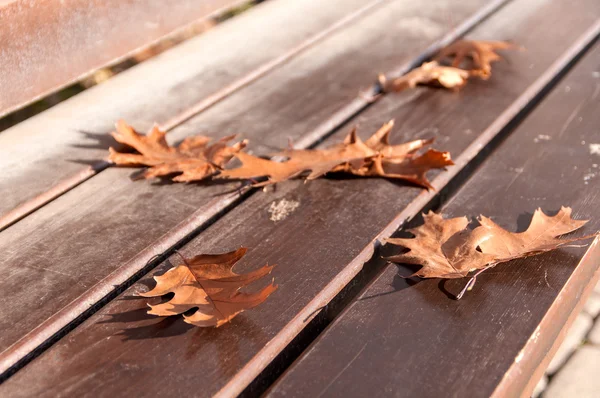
[0,0,385,230]
[0,0,247,117]
[0,0,501,376]
[2,0,597,394]
[266,42,600,398]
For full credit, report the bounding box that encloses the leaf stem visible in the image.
[454,267,489,300]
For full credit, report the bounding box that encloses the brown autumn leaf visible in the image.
[378,61,470,93]
[386,207,597,282]
[343,150,453,189]
[435,39,520,79]
[218,121,452,188]
[331,121,453,188]
[108,120,247,182]
[139,248,276,327]
[217,127,376,186]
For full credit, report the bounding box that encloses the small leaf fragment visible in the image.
[379,61,470,93]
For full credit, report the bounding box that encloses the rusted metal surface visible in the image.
[266,40,600,398]
[0,0,246,117]
[0,0,501,381]
[3,0,598,394]
[0,0,386,231]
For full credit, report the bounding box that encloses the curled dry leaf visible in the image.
[378,61,470,93]
[218,128,376,185]
[343,150,453,189]
[386,207,597,293]
[435,39,520,78]
[218,121,452,189]
[139,248,276,327]
[108,120,247,182]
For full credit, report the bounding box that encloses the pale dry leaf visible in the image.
[435,39,521,79]
[378,61,470,93]
[139,248,276,327]
[109,120,247,182]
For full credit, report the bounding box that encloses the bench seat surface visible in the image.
[0,0,599,396]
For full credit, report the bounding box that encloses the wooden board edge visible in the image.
[493,237,600,398]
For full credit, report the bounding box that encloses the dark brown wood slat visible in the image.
[0,0,498,376]
[2,1,597,395]
[266,42,600,398]
[0,0,385,230]
[0,0,249,117]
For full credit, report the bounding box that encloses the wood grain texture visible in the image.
[2,0,597,395]
[0,0,244,117]
[0,0,381,228]
[0,0,495,375]
[267,42,600,398]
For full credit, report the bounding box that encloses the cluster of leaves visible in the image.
[109,120,452,189]
[386,207,597,299]
[129,39,587,324]
[109,40,518,190]
[142,207,596,326]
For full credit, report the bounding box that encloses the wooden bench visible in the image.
[0,0,598,396]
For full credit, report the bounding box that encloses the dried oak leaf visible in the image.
[435,39,520,79]
[218,121,452,188]
[108,120,247,182]
[343,150,453,189]
[359,119,434,158]
[217,127,377,186]
[332,121,453,188]
[386,207,597,280]
[378,61,470,93]
[139,248,276,327]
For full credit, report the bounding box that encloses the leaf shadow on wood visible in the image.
[357,268,421,303]
[183,316,267,378]
[97,294,197,340]
[324,172,429,190]
[145,173,237,188]
[68,129,122,168]
[357,225,423,303]
[418,241,582,306]
[72,129,119,151]
[98,299,266,379]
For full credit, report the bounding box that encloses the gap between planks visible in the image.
[0,0,388,233]
[0,0,511,379]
